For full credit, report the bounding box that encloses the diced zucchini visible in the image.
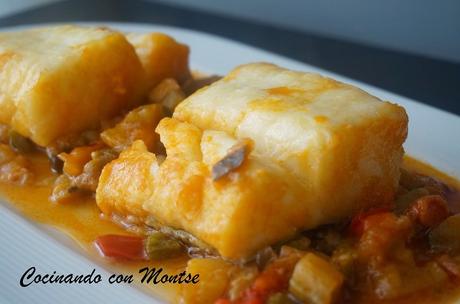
[289,252,344,304]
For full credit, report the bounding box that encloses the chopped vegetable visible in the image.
[95,234,146,260]
[371,257,448,300]
[9,130,35,153]
[351,206,451,300]
[59,143,103,176]
[278,246,307,260]
[429,214,460,254]
[250,268,288,301]
[0,156,31,185]
[289,252,344,304]
[330,242,357,277]
[406,195,449,228]
[227,267,259,301]
[71,148,118,192]
[356,212,412,259]
[53,147,118,197]
[0,144,32,185]
[148,78,186,113]
[145,231,184,260]
[100,104,164,152]
[348,206,392,237]
[267,292,294,304]
[50,175,79,203]
[145,218,217,257]
[231,249,303,304]
[181,258,234,304]
[212,139,252,181]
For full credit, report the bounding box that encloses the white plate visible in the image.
[0,22,459,304]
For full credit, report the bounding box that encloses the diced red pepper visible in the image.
[239,291,265,304]
[95,234,146,260]
[218,256,295,304]
[406,195,449,227]
[348,206,392,237]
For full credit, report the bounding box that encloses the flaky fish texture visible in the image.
[0,26,191,146]
[126,32,190,88]
[97,140,156,219]
[97,63,408,260]
[0,25,146,146]
[174,63,408,229]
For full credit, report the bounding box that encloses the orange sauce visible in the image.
[0,153,459,303]
[0,152,187,303]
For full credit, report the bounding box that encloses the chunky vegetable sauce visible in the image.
[1,149,459,304]
[0,76,459,304]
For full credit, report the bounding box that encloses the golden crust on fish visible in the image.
[0,25,146,146]
[97,118,305,259]
[126,32,190,88]
[97,63,408,260]
[97,140,157,219]
[175,62,408,221]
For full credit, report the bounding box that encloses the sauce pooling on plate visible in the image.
[0,27,459,303]
[1,153,460,304]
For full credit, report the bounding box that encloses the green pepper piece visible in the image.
[267,293,294,304]
[146,232,183,260]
